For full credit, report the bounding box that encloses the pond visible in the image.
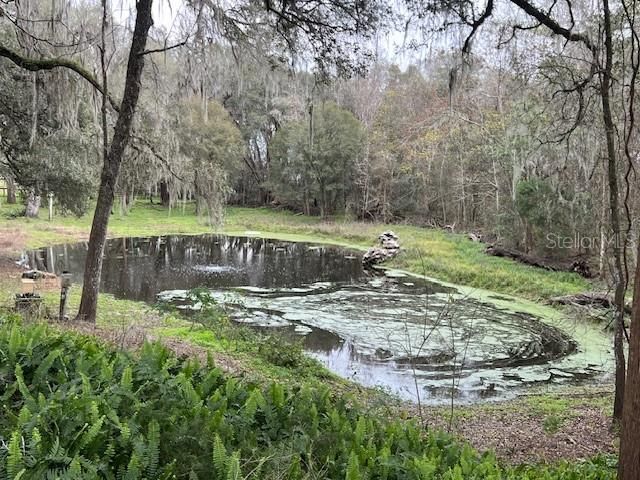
[27,234,613,403]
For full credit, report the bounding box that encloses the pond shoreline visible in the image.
[25,232,613,403]
[0,202,617,465]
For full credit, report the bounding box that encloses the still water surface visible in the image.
[27,234,612,403]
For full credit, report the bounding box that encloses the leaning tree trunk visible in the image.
[600,0,626,422]
[76,0,153,322]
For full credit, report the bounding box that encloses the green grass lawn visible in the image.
[0,200,589,300]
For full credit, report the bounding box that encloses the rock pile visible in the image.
[362,231,400,267]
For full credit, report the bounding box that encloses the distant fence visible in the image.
[0,178,6,198]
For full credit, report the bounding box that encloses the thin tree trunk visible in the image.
[320,182,326,218]
[6,175,16,204]
[29,72,38,148]
[160,180,170,206]
[600,0,626,422]
[492,157,499,213]
[599,179,607,278]
[618,0,640,475]
[76,0,153,322]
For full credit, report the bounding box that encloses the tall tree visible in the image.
[270,101,363,216]
[0,0,154,321]
[77,0,154,321]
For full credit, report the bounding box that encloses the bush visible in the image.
[258,334,307,368]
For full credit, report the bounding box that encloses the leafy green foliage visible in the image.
[257,335,308,368]
[0,59,99,217]
[161,288,318,373]
[0,317,615,479]
[16,134,98,216]
[270,102,364,216]
[174,98,246,225]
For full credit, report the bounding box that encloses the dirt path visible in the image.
[0,223,618,465]
[412,390,617,464]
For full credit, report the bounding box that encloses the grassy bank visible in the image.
[28,287,359,399]
[0,201,589,300]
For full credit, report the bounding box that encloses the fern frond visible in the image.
[6,432,24,480]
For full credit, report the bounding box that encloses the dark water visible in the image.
[27,234,609,403]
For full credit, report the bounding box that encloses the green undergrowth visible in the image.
[37,289,153,328]
[0,316,616,479]
[159,325,333,382]
[149,289,375,398]
[0,279,389,409]
[1,201,589,300]
[156,297,340,387]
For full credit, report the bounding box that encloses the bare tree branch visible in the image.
[507,0,594,52]
[140,37,190,56]
[462,0,494,54]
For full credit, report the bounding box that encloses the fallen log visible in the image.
[484,245,593,278]
[548,292,632,314]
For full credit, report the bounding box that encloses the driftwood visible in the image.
[548,293,632,314]
[484,245,593,278]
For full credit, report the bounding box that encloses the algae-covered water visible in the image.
[28,234,612,403]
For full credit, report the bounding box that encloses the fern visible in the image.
[46,437,71,465]
[120,422,131,443]
[120,366,133,391]
[345,451,361,480]
[32,349,61,386]
[269,383,285,409]
[353,417,366,446]
[7,325,22,365]
[89,401,100,423]
[287,455,302,480]
[14,365,34,405]
[212,435,228,477]
[16,406,31,427]
[68,456,82,477]
[243,389,264,419]
[0,320,617,480]
[28,427,42,458]
[124,453,141,480]
[145,420,160,478]
[226,451,241,480]
[79,415,105,449]
[6,432,24,480]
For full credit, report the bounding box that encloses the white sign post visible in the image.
[48,192,54,221]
